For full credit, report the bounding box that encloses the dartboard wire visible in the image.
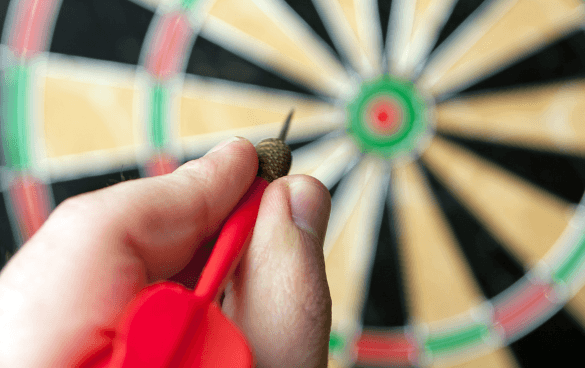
[2,0,62,58]
[198,19,354,104]
[311,0,380,80]
[322,153,372,258]
[43,53,138,89]
[356,210,585,367]
[413,294,519,368]
[12,53,55,229]
[343,168,391,367]
[417,0,517,99]
[135,0,209,177]
[353,325,419,367]
[252,0,361,89]
[387,0,458,80]
[419,139,585,334]
[422,138,576,273]
[541,204,585,328]
[180,111,347,160]
[354,0,384,76]
[0,165,47,247]
[308,0,440,364]
[324,155,390,366]
[343,0,385,76]
[387,159,522,368]
[408,0,459,80]
[355,1,585,363]
[389,159,487,323]
[198,18,332,103]
[128,0,163,12]
[1,52,51,183]
[40,54,141,181]
[22,61,343,179]
[418,0,585,100]
[544,203,585,287]
[435,81,585,155]
[408,0,584,336]
[178,74,346,158]
[385,0,417,78]
[410,0,583,348]
[136,0,357,178]
[289,132,361,190]
[0,0,63,246]
[200,0,356,101]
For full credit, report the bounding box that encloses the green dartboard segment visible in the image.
[554,233,585,284]
[181,0,201,10]
[346,75,430,159]
[424,324,491,356]
[329,331,346,353]
[2,64,31,170]
[150,84,169,149]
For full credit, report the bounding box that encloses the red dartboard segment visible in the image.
[492,282,556,339]
[9,175,50,241]
[355,331,416,366]
[144,153,180,177]
[145,12,194,80]
[8,0,60,58]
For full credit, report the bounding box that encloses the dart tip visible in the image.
[278,109,294,141]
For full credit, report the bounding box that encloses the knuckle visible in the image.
[178,157,223,193]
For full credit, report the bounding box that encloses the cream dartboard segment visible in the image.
[1,0,585,367]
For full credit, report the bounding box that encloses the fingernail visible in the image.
[289,180,331,242]
[205,136,243,156]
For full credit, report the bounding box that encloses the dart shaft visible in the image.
[194,177,268,302]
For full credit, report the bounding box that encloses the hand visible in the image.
[0,137,332,367]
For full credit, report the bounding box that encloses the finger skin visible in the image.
[222,175,333,368]
[0,138,257,367]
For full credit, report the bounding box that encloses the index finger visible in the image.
[0,137,257,367]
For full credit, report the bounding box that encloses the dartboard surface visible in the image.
[2,0,585,367]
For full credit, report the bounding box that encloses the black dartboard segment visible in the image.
[50,0,152,64]
[510,309,585,367]
[362,199,408,328]
[378,0,393,47]
[441,134,585,204]
[50,168,141,207]
[187,36,318,97]
[0,0,10,42]
[462,30,585,93]
[0,192,15,269]
[432,0,490,54]
[421,163,527,299]
[282,0,341,60]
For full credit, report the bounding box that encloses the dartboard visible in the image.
[2,0,585,367]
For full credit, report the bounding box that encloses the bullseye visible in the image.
[367,98,403,135]
[346,75,431,158]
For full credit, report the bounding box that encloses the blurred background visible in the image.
[1,0,585,366]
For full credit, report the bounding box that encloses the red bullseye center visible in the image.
[367,98,403,135]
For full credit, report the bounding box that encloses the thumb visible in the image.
[222,175,332,368]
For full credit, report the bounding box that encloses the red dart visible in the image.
[108,176,268,368]
[80,111,294,368]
